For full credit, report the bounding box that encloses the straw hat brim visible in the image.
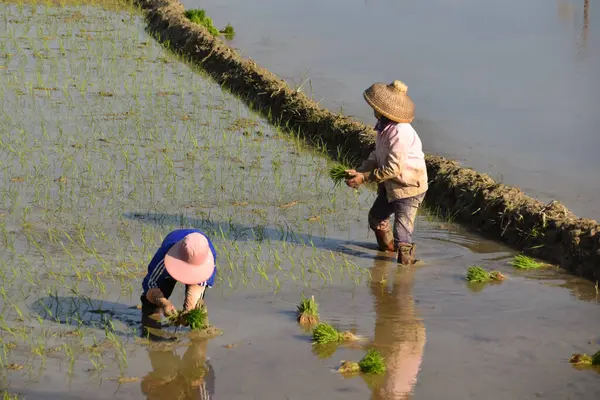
[363,83,414,123]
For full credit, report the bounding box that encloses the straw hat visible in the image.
[164,233,215,285]
[363,80,414,123]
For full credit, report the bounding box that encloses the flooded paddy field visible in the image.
[1,1,600,399]
[190,0,600,221]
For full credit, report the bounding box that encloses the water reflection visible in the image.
[140,307,215,399]
[369,259,425,399]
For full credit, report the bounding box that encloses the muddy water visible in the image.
[1,2,600,400]
[187,0,600,221]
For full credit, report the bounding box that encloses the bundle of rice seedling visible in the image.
[329,164,351,187]
[337,349,386,375]
[358,349,386,375]
[466,266,489,283]
[312,322,340,344]
[337,361,361,374]
[184,9,221,36]
[220,24,236,40]
[570,350,600,366]
[184,306,209,331]
[297,294,320,325]
[312,323,362,344]
[509,254,542,269]
[466,266,506,283]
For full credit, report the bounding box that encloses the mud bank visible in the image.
[134,0,600,281]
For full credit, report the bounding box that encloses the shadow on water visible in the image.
[31,296,142,337]
[123,211,391,261]
[367,257,425,399]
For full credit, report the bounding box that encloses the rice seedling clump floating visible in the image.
[466,266,506,283]
[569,350,600,366]
[337,349,386,375]
[220,24,236,40]
[312,322,360,344]
[184,9,234,39]
[297,294,320,325]
[509,254,543,269]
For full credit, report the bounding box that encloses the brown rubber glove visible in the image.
[146,288,177,317]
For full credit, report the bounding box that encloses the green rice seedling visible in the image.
[338,349,386,375]
[569,350,600,366]
[509,254,543,269]
[220,24,235,40]
[296,294,319,325]
[184,306,209,331]
[312,322,360,344]
[466,266,506,283]
[183,9,220,36]
[358,348,387,375]
[328,164,351,187]
[313,322,340,344]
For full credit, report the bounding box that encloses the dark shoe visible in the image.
[397,243,417,265]
[374,229,395,252]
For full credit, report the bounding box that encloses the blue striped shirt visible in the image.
[142,229,217,294]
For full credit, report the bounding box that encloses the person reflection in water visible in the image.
[369,258,425,400]
[140,304,215,399]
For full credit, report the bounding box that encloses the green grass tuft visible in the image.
[509,254,542,269]
[358,349,386,375]
[312,322,340,344]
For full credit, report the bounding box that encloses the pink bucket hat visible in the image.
[164,232,215,285]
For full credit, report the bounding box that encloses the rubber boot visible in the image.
[374,229,395,253]
[397,243,417,265]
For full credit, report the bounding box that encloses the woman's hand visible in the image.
[345,170,365,188]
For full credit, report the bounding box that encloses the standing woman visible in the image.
[345,80,428,265]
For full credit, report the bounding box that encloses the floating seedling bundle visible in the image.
[184,9,235,39]
[509,254,543,269]
[337,349,386,375]
[312,322,360,344]
[466,266,506,283]
[569,350,600,366]
[297,294,320,325]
